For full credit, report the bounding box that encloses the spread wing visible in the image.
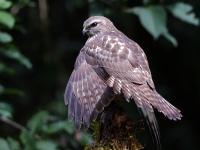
[83,32,181,148]
[84,32,155,88]
[64,52,114,130]
[84,32,181,119]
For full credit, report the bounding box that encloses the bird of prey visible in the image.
[64,16,182,147]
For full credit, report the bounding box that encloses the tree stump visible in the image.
[85,96,143,150]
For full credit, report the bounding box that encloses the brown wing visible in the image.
[83,32,181,119]
[83,32,181,148]
[64,52,114,130]
[84,32,154,95]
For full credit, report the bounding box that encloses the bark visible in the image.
[85,96,143,150]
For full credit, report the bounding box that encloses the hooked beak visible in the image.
[82,27,88,36]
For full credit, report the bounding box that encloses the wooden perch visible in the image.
[85,96,143,150]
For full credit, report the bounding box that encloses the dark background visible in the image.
[0,0,199,149]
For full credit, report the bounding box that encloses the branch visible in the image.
[0,116,25,130]
[85,96,143,150]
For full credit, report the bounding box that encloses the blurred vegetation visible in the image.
[0,0,199,149]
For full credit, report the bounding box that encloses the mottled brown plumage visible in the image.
[65,16,182,148]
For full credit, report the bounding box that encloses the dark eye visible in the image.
[90,22,98,27]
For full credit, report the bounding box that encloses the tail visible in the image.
[121,82,182,149]
[106,76,182,149]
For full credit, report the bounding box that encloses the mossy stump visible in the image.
[85,97,143,150]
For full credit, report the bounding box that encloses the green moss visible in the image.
[85,99,144,150]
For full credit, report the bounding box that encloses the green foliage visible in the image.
[0,0,32,107]
[130,6,165,39]
[0,102,13,118]
[27,111,49,135]
[0,47,32,69]
[0,31,12,43]
[20,129,37,150]
[7,137,21,150]
[168,2,199,26]
[0,61,15,74]
[125,2,199,46]
[128,5,177,46]
[0,138,10,150]
[43,120,74,134]
[2,109,92,149]
[0,0,31,98]
[0,0,199,150]
[0,1,34,149]
[0,0,12,9]
[0,137,20,150]
[36,140,58,150]
[0,0,14,28]
[0,10,14,28]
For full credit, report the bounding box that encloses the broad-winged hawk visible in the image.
[64,16,182,147]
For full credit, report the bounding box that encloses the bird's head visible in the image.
[82,16,114,37]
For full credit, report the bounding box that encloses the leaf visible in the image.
[0,84,24,96]
[0,61,15,74]
[0,109,12,118]
[20,129,37,150]
[0,101,13,118]
[129,5,167,39]
[0,138,10,150]
[0,102,13,112]
[0,48,32,69]
[168,2,199,26]
[64,121,75,134]
[0,32,12,43]
[126,5,178,46]
[162,31,178,47]
[27,111,49,135]
[36,140,58,150]
[0,0,12,9]
[7,137,21,150]
[0,11,15,28]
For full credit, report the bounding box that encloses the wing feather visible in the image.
[65,52,115,130]
[75,98,82,130]
[90,86,115,121]
[84,34,152,86]
[81,32,181,149]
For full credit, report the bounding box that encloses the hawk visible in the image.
[64,16,182,147]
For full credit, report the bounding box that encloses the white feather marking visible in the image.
[104,36,111,47]
[118,41,125,46]
[106,76,115,87]
[133,68,140,73]
[110,42,116,49]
